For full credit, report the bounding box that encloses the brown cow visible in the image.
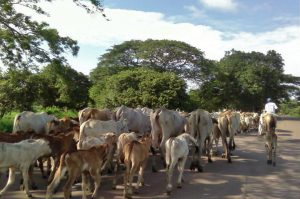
[260,113,277,166]
[217,110,240,163]
[123,135,152,199]
[79,108,115,125]
[46,143,110,199]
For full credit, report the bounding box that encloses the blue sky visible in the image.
[104,0,299,32]
[18,0,300,76]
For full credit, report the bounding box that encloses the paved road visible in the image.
[1,118,300,199]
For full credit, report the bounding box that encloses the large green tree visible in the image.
[38,61,91,109]
[0,69,40,117]
[92,39,212,84]
[0,0,104,69]
[90,67,188,109]
[192,50,300,112]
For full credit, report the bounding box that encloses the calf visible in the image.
[112,132,138,189]
[123,135,152,199]
[165,133,198,195]
[78,132,118,172]
[32,131,78,183]
[46,144,110,199]
[0,139,51,198]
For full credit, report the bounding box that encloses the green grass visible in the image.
[0,107,78,132]
[0,112,17,132]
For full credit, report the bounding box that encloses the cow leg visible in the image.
[272,135,277,166]
[206,137,213,163]
[127,163,138,198]
[82,172,89,198]
[48,157,59,184]
[47,157,52,176]
[112,159,119,189]
[135,162,146,191]
[21,167,32,198]
[159,135,168,168]
[28,165,37,190]
[265,142,272,164]
[63,169,78,199]
[166,159,176,195]
[0,167,16,197]
[38,158,47,178]
[221,135,231,163]
[177,156,187,189]
[190,141,202,172]
[150,146,158,172]
[123,162,130,198]
[90,168,101,199]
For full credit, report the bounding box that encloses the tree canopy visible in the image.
[90,67,188,109]
[94,39,212,83]
[0,0,104,69]
[191,49,300,112]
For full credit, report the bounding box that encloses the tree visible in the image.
[193,50,300,111]
[93,39,211,84]
[0,69,40,117]
[0,0,104,69]
[38,61,91,109]
[90,68,188,109]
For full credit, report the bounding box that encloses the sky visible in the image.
[18,0,300,76]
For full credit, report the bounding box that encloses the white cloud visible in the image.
[198,0,237,11]
[14,0,300,77]
[184,5,207,18]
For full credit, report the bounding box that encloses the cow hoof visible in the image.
[27,193,32,198]
[166,190,171,196]
[228,158,232,163]
[267,160,272,165]
[197,165,203,172]
[221,153,226,158]
[208,159,213,163]
[272,162,276,167]
[177,183,182,189]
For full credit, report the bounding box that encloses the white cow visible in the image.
[116,105,151,135]
[150,107,187,172]
[0,139,51,198]
[78,119,128,148]
[165,133,198,195]
[13,111,57,134]
[188,109,213,172]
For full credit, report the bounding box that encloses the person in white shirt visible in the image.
[264,98,278,114]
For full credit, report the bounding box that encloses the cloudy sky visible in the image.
[22,0,300,76]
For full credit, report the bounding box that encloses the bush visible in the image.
[0,112,17,132]
[279,100,300,118]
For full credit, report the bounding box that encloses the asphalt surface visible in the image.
[1,117,299,199]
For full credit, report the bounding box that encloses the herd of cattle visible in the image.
[0,106,278,198]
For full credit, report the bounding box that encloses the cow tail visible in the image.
[125,141,136,168]
[13,114,21,133]
[165,138,174,168]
